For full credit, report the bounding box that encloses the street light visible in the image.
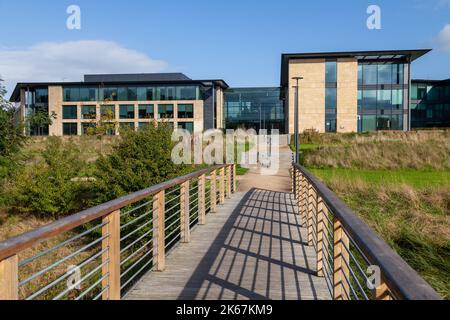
[292,76,303,164]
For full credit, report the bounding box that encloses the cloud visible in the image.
[0,40,168,94]
[437,24,450,52]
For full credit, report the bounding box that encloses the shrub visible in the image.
[92,123,191,204]
[9,137,91,217]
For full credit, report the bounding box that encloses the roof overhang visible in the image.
[280,49,432,87]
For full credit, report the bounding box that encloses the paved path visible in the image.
[125,147,330,300]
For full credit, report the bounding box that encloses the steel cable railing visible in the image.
[0,164,236,300]
[292,163,441,300]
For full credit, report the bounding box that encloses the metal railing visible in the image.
[0,164,237,300]
[292,163,441,300]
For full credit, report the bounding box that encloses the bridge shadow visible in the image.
[177,188,324,300]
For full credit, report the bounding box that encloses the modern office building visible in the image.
[9,73,228,136]
[411,79,450,128]
[9,49,449,137]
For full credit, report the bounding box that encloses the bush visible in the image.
[92,123,191,204]
[9,137,91,218]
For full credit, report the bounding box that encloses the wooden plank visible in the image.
[307,187,316,246]
[198,175,206,225]
[219,168,225,204]
[333,218,350,300]
[316,197,325,277]
[373,279,392,300]
[180,181,190,243]
[0,254,18,300]
[153,191,166,271]
[226,165,232,199]
[300,176,307,226]
[101,210,121,300]
[211,171,217,213]
[232,164,237,193]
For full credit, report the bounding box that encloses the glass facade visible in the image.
[177,104,194,119]
[138,105,154,119]
[411,81,450,128]
[224,87,285,134]
[158,104,174,119]
[81,105,97,120]
[357,62,406,132]
[119,105,135,119]
[63,85,201,102]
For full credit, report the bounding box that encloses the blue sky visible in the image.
[0,0,449,94]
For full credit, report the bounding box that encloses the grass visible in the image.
[301,130,450,299]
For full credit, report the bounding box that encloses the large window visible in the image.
[377,65,392,85]
[63,105,77,119]
[79,87,98,101]
[100,87,118,101]
[82,123,96,135]
[363,64,378,85]
[158,104,174,119]
[138,104,154,119]
[363,90,377,110]
[120,105,135,119]
[377,90,392,110]
[361,115,376,132]
[63,123,78,136]
[82,105,97,120]
[325,61,337,83]
[35,89,49,104]
[118,87,137,101]
[64,87,98,102]
[178,104,194,118]
[325,88,337,109]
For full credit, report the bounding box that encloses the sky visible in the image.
[0,0,449,95]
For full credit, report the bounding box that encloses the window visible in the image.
[101,105,116,119]
[361,115,376,132]
[79,87,98,101]
[377,90,392,110]
[118,87,137,101]
[63,105,77,120]
[377,65,392,85]
[64,87,79,102]
[100,87,118,101]
[178,122,194,133]
[363,65,378,85]
[393,64,404,85]
[325,61,337,83]
[63,123,78,136]
[362,90,377,110]
[35,89,49,104]
[325,114,336,133]
[176,86,198,100]
[325,88,337,109]
[392,90,403,110]
[82,105,97,120]
[138,104,154,119]
[411,85,418,100]
[358,90,363,110]
[158,104,174,119]
[358,65,363,86]
[82,123,96,135]
[178,104,194,118]
[377,116,391,130]
[119,105,135,119]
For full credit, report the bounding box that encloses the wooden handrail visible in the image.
[0,164,227,262]
[292,163,441,300]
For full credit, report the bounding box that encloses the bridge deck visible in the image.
[125,151,330,300]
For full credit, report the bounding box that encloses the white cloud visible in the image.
[0,40,168,94]
[437,24,450,52]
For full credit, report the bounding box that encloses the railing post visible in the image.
[307,186,315,246]
[101,210,120,300]
[233,164,237,193]
[0,254,19,300]
[301,176,308,226]
[198,175,206,225]
[180,181,190,243]
[292,166,296,195]
[211,170,217,213]
[219,167,225,204]
[316,196,325,277]
[226,165,232,199]
[333,218,350,300]
[373,279,392,300]
[153,190,165,271]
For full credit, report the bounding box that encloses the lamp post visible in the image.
[292,76,303,164]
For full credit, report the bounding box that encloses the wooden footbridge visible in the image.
[0,151,441,300]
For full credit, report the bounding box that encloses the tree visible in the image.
[84,101,118,155]
[27,110,57,136]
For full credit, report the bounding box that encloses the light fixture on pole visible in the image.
[292,76,303,164]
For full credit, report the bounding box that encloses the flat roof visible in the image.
[9,77,229,102]
[280,49,432,87]
[412,78,450,84]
